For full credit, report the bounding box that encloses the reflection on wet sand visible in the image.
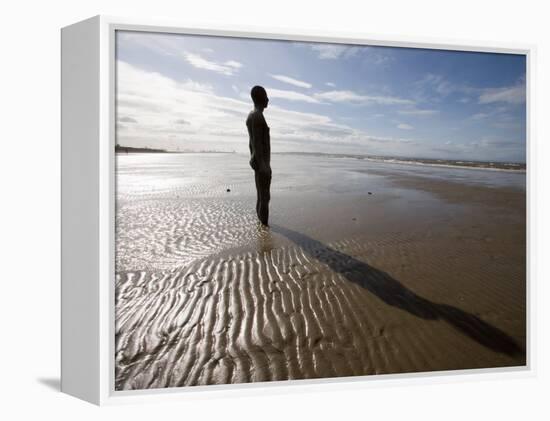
[115,153,526,390]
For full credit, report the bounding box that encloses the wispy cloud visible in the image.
[417,74,526,107]
[315,90,414,105]
[417,73,458,96]
[397,123,413,130]
[270,74,312,89]
[308,44,360,60]
[266,88,321,103]
[478,83,526,105]
[184,53,243,76]
[117,31,185,56]
[224,60,243,69]
[471,112,489,120]
[116,31,526,162]
[415,73,477,103]
[362,48,394,67]
[297,42,393,68]
[116,61,422,155]
[398,108,439,116]
[468,105,524,130]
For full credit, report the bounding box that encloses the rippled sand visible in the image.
[115,153,526,390]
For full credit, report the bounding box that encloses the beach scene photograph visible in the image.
[114,31,526,391]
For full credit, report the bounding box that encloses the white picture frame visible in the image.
[61,15,534,405]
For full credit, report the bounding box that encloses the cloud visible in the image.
[398,108,439,116]
[417,73,457,96]
[491,118,523,130]
[118,32,242,74]
[415,73,476,102]
[242,87,415,107]
[308,44,360,60]
[301,42,392,65]
[418,74,526,107]
[116,61,424,155]
[471,112,489,120]
[315,90,414,105]
[117,61,247,147]
[369,53,392,66]
[224,60,243,69]
[116,32,525,162]
[266,88,321,104]
[117,31,185,56]
[431,137,525,162]
[184,53,243,75]
[365,135,416,145]
[297,42,392,65]
[478,83,526,105]
[397,123,413,130]
[269,74,312,89]
[468,137,524,150]
[360,47,394,67]
[469,105,523,130]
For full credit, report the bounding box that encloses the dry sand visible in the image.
[115,154,526,390]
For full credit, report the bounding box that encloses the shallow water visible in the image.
[358,159,526,190]
[116,153,525,272]
[116,152,526,199]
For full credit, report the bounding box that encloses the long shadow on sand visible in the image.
[271,224,523,358]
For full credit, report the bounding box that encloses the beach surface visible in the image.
[115,153,526,390]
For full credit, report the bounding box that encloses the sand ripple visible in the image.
[115,229,525,390]
[116,197,260,271]
[115,154,526,391]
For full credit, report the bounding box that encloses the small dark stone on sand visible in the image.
[368,191,372,195]
[226,188,231,192]
[352,218,357,221]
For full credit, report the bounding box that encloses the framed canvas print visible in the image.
[61,15,532,405]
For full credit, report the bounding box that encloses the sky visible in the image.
[116,30,526,162]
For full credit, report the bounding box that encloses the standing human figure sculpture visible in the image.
[246,86,271,226]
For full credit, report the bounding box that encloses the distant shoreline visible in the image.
[115,145,235,154]
[116,145,167,154]
[115,146,525,172]
[274,151,526,172]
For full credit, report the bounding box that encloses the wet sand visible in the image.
[115,153,526,390]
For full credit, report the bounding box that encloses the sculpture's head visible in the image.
[251,85,269,110]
